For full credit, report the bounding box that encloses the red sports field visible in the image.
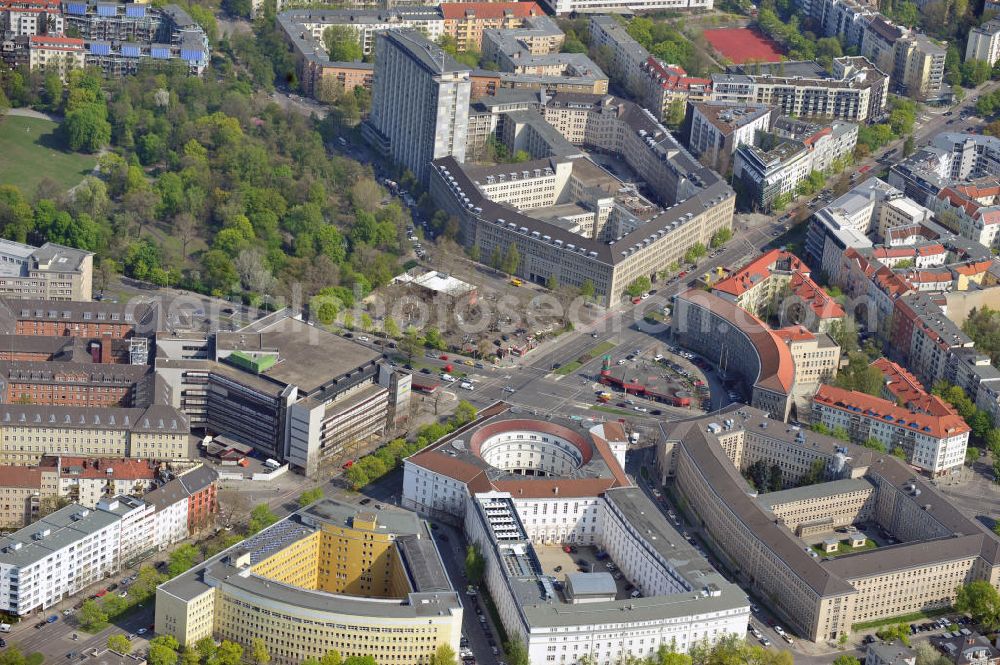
[702,27,785,64]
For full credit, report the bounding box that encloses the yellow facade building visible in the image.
[155,500,462,665]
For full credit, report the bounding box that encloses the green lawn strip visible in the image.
[0,116,96,193]
[591,405,633,417]
[555,341,619,376]
[554,361,582,375]
[811,539,879,558]
[851,607,952,632]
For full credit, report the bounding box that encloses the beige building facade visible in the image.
[156,501,462,665]
[660,408,1000,643]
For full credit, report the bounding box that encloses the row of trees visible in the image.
[344,401,478,489]
[0,9,397,304]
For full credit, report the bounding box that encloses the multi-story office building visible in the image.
[0,501,125,615]
[429,93,735,306]
[932,178,1000,249]
[659,406,1000,643]
[1,0,63,36]
[442,1,547,51]
[588,16,710,121]
[0,464,58,528]
[540,0,712,15]
[676,290,791,404]
[0,241,92,301]
[0,403,189,465]
[889,291,975,387]
[686,102,775,173]
[155,312,409,478]
[402,408,748,663]
[711,249,845,333]
[0,360,152,407]
[966,19,1000,66]
[46,456,158,509]
[804,0,945,99]
[772,116,859,174]
[711,57,889,124]
[811,384,969,475]
[588,15,647,92]
[0,297,157,338]
[156,500,463,665]
[733,134,813,212]
[25,34,83,78]
[62,2,209,76]
[364,30,471,184]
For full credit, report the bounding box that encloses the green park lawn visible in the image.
[0,115,96,194]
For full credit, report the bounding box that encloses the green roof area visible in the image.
[227,350,278,374]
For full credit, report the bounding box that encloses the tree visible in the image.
[429,644,456,665]
[454,400,478,426]
[148,644,179,665]
[79,598,108,631]
[861,436,886,452]
[626,276,652,298]
[400,330,421,362]
[956,580,1000,630]
[580,279,595,302]
[298,487,324,507]
[710,228,732,248]
[833,657,861,665]
[890,446,906,459]
[248,504,278,535]
[665,98,685,128]
[251,638,271,665]
[62,103,111,152]
[876,622,911,646]
[504,639,529,665]
[465,544,485,584]
[323,25,363,62]
[168,543,200,577]
[180,649,201,665]
[208,640,243,665]
[384,317,400,339]
[195,637,218,663]
[108,635,132,654]
[502,243,520,275]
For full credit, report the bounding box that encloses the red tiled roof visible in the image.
[814,384,969,439]
[406,405,630,499]
[954,260,995,276]
[56,456,157,480]
[789,272,844,320]
[440,2,543,20]
[938,180,1000,226]
[643,57,711,92]
[0,466,43,488]
[29,35,85,52]
[871,358,926,403]
[773,325,816,342]
[678,289,795,393]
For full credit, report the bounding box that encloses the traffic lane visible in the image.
[432,523,500,665]
[12,604,153,661]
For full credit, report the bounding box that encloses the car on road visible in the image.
[0,639,5,647]
[137,628,147,635]
[47,615,58,623]
[359,498,372,505]
[759,637,771,647]
[503,386,515,392]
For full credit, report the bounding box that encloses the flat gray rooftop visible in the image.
[758,477,875,509]
[0,503,120,568]
[221,315,381,393]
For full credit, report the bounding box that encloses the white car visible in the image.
[358,336,370,342]
[460,381,474,390]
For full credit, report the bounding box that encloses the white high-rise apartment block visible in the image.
[967,20,1000,65]
[365,29,471,185]
[0,504,123,615]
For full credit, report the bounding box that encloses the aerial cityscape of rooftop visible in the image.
[8,0,1000,662]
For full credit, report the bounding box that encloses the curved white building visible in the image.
[402,403,750,665]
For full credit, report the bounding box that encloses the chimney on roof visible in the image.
[100,337,112,364]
